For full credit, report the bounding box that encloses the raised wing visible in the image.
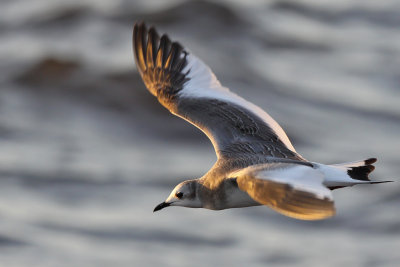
[233,163,335,220]
[133,22,303,162]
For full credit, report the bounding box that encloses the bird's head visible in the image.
[153,180,202,212]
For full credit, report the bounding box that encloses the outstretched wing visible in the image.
[233,163,335,220]
[133,22,303,162]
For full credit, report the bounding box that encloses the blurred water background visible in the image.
[0,0,400,266]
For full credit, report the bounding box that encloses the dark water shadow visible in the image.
[37,222,236,248]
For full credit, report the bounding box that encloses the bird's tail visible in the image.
[315,158,393,189]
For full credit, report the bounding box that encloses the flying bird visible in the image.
[132,22,390,220]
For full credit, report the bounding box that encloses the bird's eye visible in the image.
[175,192,183,199]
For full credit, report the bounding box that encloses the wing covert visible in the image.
[233,163,335,220]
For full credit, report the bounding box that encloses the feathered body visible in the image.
[133,22,391,220]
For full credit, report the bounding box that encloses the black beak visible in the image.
[153,202,170,212]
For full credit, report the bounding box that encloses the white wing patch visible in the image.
[234,164,333,201]
[233,163,335,220]
[179,53,297,153]
[261,165,333,200]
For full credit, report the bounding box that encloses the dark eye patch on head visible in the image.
[175,192,183,199]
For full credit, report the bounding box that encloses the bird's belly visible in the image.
[222,187,261,209]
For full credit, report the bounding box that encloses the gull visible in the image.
[132,22,391,220]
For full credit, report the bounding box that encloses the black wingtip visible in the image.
[132,22,190,100]
[347,158,377,181]
[133,22,148,75]
[365,158,377,165]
